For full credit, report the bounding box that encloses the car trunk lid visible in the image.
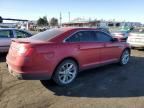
[9,38,56,56]
[128,33,144,43]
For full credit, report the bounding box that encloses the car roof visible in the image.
[0,28,23,30]
[0,28,32,34]
[0,28,30,31]
[58,27,99,32]
[58,27,111,36]
[0,27,101,31]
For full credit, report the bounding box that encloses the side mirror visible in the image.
[111,38,118,42]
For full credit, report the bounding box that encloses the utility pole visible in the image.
[68,12,71,22]
[0,16,3,23]
[60,12,62,27]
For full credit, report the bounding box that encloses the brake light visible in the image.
[17,45,33,56]
[17,46,27,54]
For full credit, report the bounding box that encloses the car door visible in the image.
[0,30,14,52]
[95,31,121,64]
[66,31,104,69]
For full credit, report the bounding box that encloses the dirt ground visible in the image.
[0,49,144,108]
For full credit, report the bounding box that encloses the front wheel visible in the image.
[119,49,130,65]
[53,59,78,86]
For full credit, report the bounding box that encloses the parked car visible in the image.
[0,28,32,52]
[112,30,130,42]
[6,27,131,86]
[96,27,111,35]
[37,26,50,32]
[127,30,144,48]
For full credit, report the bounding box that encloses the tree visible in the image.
[43,16,48,26]
[50,17,58,26]
[37,16,49,26]
[0,16,3,23]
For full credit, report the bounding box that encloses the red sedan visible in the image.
[6,27,130,86]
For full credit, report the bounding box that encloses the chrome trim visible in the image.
[63,29,113,43]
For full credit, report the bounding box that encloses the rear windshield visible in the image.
[29,28,65,41]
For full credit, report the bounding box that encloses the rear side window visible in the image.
[15,30,31,38]
[79,31,95,42]
[95,31,112,42]
[0,30,13,38]
[66,32,80,42]
[66,31,96,42]
[29,28,65,41]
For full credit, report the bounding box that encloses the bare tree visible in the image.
[50,17,58,27]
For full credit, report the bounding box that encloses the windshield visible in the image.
[29,28,65,41]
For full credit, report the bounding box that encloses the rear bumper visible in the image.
[6,53,54,80]
[6,63,51,80]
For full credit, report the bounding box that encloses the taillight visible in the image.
[17,45,33,56]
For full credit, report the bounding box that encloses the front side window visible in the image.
[0,30,13,38]
[79,31,95,42]
[95,31,112,42]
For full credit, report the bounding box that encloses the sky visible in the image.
[1,0,144,23]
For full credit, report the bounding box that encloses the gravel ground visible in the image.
[0,49,144,108]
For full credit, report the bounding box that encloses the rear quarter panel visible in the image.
[34,43,81,76]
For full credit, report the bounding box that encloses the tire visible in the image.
[53,59,78,86]
[119,49,130,65]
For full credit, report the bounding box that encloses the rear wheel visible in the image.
[53,59,78,86]
[119,49,130,65]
